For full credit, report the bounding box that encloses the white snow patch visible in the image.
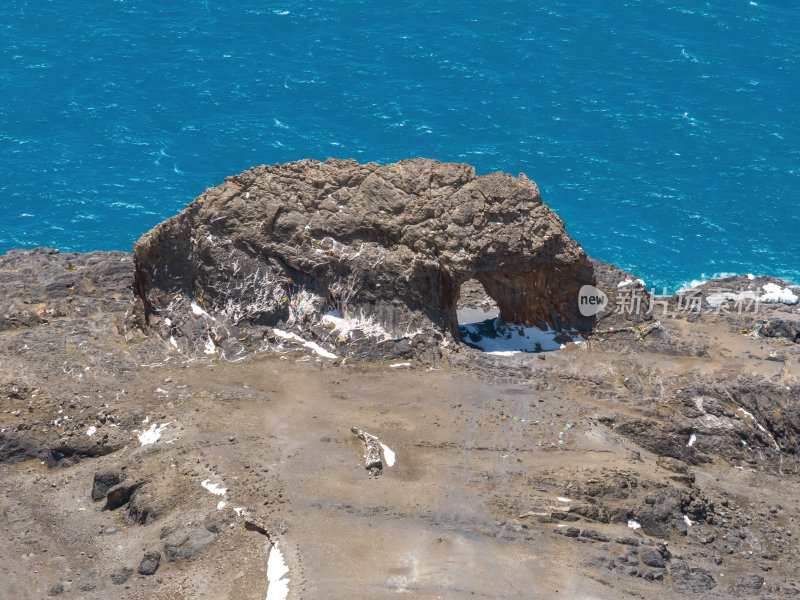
[738,408,780,450]
[191,300,214,319]
[460,319,570,354]
[142,416,150,424]
[683,514,694,526]
[628,519,641,530]
[234,507,248,516]
[738,407,755,420]
[138,422,170,446]
[746,274,755,280]
[760,283,798,305]
[204,335,217,355]
[321,312,396,343]
[556,497,572,503]
[86,426,97,437]
[272,328,336,359]
[169,336,178,349]
[380,443,396,467]
[389,362,411,368]
[217,500,227,510]
[266,543,290,600]
[155,387,168,395]
[687,433,697,447]
[617,278,645,289]
[201,480,228,496]
[302,340,335,358]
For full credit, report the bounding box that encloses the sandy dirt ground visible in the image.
[3,320,800,599]
[2,252,800,599]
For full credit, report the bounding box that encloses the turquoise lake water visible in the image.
[2,1,798,290]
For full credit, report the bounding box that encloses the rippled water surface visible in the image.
[2,0,798,289]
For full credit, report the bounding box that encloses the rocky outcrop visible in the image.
[351,426,383,475]
[163,526,216,563]
[105,480,144,510]
[0,248,132,332]
[92,471,121,502]
[131,158,594,361]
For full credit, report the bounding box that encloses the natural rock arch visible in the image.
[132,158,596,357]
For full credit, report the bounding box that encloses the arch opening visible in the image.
[456,278,575,354]
[456,279,500,327]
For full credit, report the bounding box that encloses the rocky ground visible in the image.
[2,247,800,599]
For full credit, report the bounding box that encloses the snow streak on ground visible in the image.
[138,422,170,445]
[273,328,337,359]
[380,443,396,467]
[266,543,290,600]
[201,480,228,496]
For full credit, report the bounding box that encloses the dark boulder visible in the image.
[138,551,161,576]
[0,433,42,464]
[670,562,716,593]
[164,527,216,562]
[125,487,160,525]
[47,583,63,596]
[639,546,667,569]
[110,567,133,585]
[580,529,611,542]
[105,481,144,510]
[92,471,121,502]
[736,574,765,590]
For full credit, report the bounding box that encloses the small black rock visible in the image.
[105,481,143,510]
[640,547,667,569]
[92,470,120,502]
[111,567,133,585]
[138,551,161,576]
[580,529,611,542]
[736,574,765,590]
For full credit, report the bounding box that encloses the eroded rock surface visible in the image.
[132,158,595,361]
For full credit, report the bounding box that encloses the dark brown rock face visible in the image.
[132,158,594,358]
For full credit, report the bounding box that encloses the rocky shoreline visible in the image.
[2,160,800,599]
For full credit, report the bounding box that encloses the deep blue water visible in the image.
[2,0,798,291]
